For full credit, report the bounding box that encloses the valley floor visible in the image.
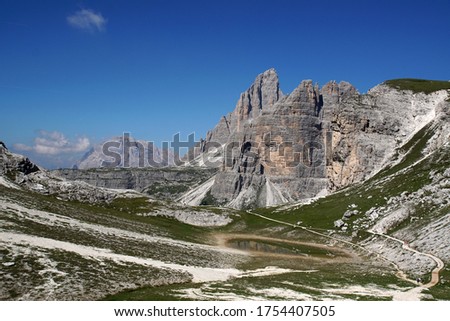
[2,183,445,301]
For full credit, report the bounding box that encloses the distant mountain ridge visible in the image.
[75,135,175,169]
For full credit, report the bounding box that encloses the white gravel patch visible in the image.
[0,232,307,284]
[0,231,239,283]
[0,176,20,190]
[0,198,243,256]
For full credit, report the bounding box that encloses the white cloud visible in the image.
[13,143,33,151]
[67,9,107,32]
[15,131,91,155]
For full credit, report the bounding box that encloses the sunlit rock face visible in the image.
[191,69,448,209]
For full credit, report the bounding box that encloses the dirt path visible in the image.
[247,211,383,257]
[246,210,444,290]
[369,231,444,288]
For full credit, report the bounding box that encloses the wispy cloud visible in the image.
[67,9,107,33]
[13,143,33,151]
[14,131,90,155]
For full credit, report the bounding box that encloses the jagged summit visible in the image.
[322,80,358,102]
[234,68,282,127]
[235,68,282,119]
[204,69,282,145]
[206,70,358,146]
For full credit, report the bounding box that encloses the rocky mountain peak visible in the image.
[234,68,282,127]
[321,80,358,104]
[203,68,283,146]
[285,80,319,105]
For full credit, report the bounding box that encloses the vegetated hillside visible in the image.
[0,143,243,300]
[384,78,450,94]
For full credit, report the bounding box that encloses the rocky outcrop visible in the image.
[2,139,216,203]
[183,69,450,209]
[0,143,40,177]
[19,171,136,203]
[53,167,217,200]
[0,142,141,203]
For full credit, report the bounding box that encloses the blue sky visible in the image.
[1,0,449,168]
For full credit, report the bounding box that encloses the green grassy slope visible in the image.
[384,78,450,94]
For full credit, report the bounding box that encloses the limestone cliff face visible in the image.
[205,68,282,146]
[328,85,448,190]
[207,79,331,208]
[184,69,450,209]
